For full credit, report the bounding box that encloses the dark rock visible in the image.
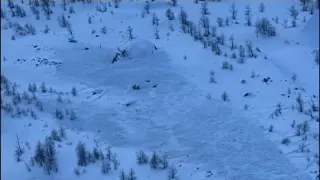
[243,92,253,97]
[92,89,103,95]
[262,77,271,84]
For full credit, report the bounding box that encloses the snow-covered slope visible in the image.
[1,1,319,180]
[301,11,319,48]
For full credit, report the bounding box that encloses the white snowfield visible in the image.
[1,1,318,180]
[301,11,319,48]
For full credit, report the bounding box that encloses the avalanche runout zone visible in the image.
[53,41,311,180]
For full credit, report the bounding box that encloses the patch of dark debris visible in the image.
[14,57,62,67]
[33,57,62,67]
[262,77,272,84]
[31,44,41,51]
[243,92,254,97]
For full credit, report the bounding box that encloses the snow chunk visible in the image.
[92,88,103,95]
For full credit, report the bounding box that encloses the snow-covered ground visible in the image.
[1,0,319,180]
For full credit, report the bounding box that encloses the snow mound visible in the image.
[301,12,319,48]
[126,39,158,59]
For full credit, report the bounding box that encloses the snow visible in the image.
[1,1,319,180]
[301,11,319,48]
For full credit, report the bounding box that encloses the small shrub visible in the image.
[255,18,276,37]
[74,167,80,176]
[216,17,223,27]
[43,25,50,33]
[144,2,150,14]
[310,99,318,112]
[209,71,216,83]
[221,92,229,101]
[111,154,120,170]
[127,26,133,40]
[58,15,69,28]
[296,93,304,112]
[69,6,75,14]
[154,27,160,39]
[136,150,149,164]
[106,147,112,161]
[292,73,297,82]
[301,120,310,135]
[40,82,47,93]
[101,159,111,174]
[101,26,107,34]
[160,153,169,169]
[33,137,58,174]
[298,142,306,152]
[69,110,76,120]
[119,169,127,180]
[76,141,88,166]
[168,164,178,179]
[302,135,307,141]
[250,71,256,78]
[128,168,137,180]
[57,95,63,102]
[28,83,37,93]
[55,109,64,120]
[24,24,36,35]
[30,109,37,119]
[258,3,265,12]
[238,45,245,63]
[68,36,77,43]
[14,135,24,162]
[221,61,233,70]
[132,84,140,90]
[88,16,92,24]
[295,124,302,136]
[150,151,160,169]
[281,137,290,145]
[51,129,61,142]
[71,87,77,96]
[268,125,273,132]
[231,52,237,59]
[165,8,175,20]
[58,127,66,139]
